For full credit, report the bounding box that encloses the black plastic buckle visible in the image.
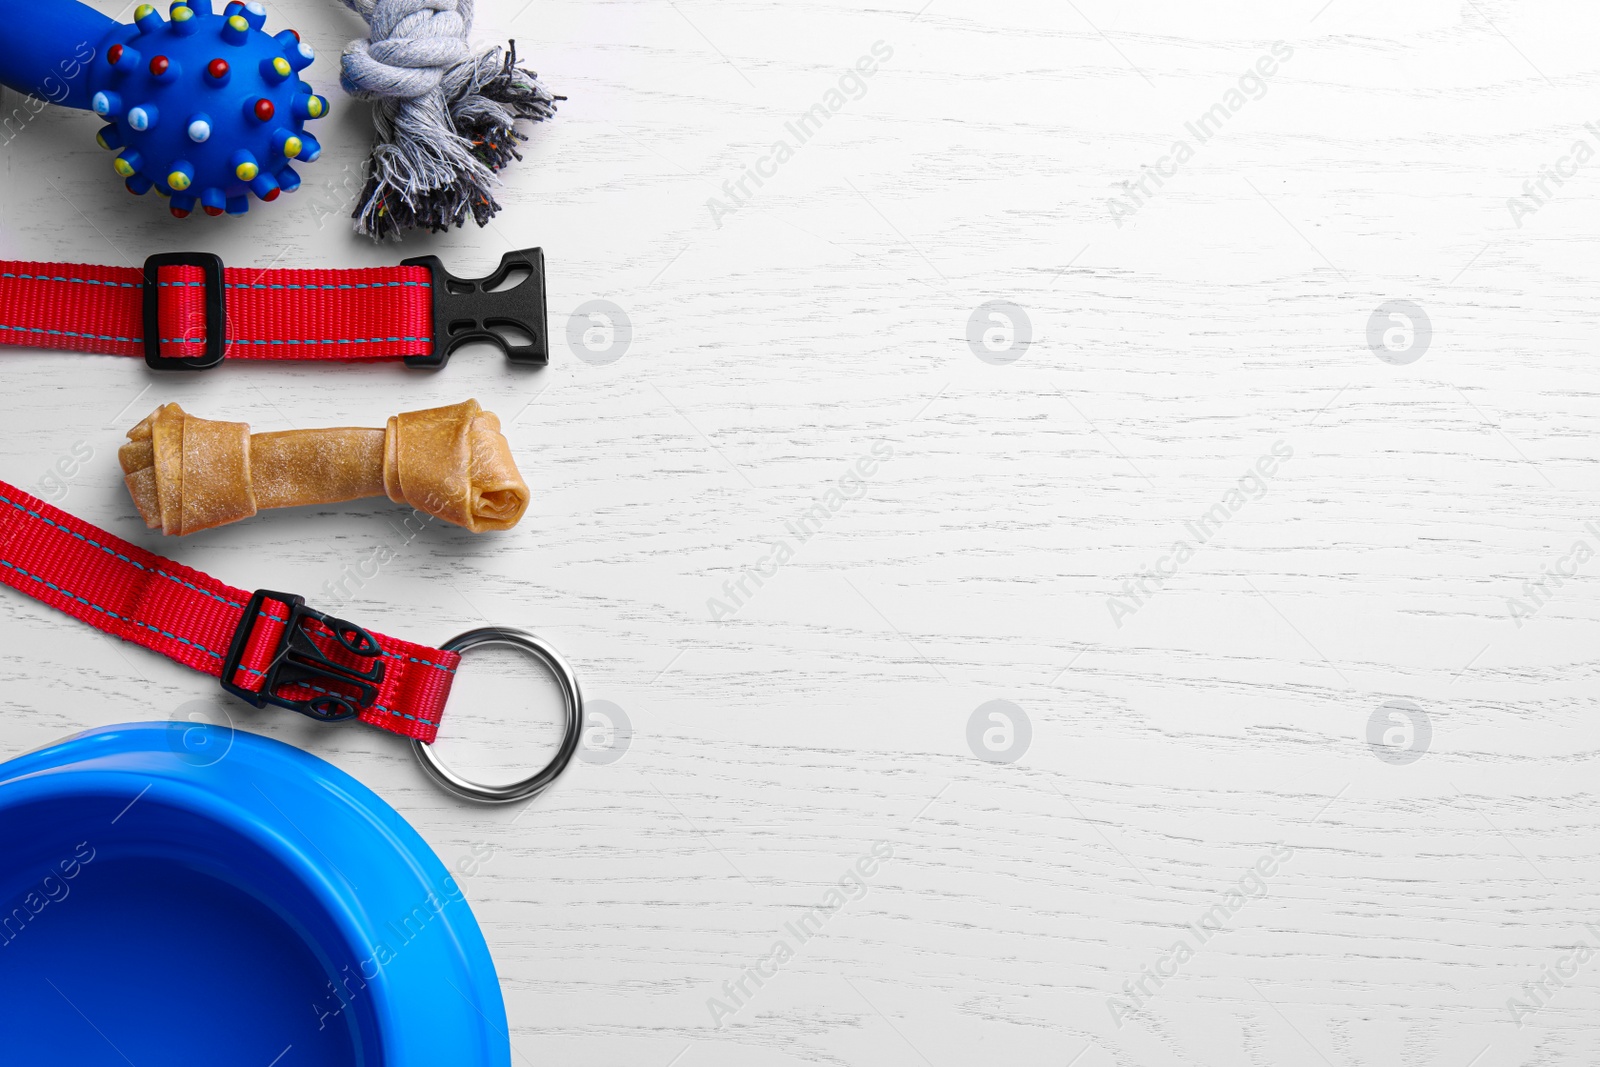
[401,247,547,369]
[142,251,227,370]
[221,590,386,723]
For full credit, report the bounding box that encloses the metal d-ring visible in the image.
[411,627,584,804]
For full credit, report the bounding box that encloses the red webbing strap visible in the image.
[0,260,432,361]
[0,478,456,742]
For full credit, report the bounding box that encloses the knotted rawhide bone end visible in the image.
[119,400,529,535]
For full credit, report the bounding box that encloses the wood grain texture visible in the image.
[4,0,1600,1063]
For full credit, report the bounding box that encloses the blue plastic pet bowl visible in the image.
[0,722,510,1066]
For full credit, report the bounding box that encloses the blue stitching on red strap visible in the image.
[181,337,427,346]
[0,272,429,293]
[0,324,141,343]
[0,487,448,726]
[0,559,226,658]
[0,559,435,727]
[377,648,456,674]
[151,280,429,292]
[0,489,245,608]
[0,273,138,288]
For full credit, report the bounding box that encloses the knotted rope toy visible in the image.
[339,0,559,240]
[0,0,556,237]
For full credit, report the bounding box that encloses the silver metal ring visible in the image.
[411,627,583,805]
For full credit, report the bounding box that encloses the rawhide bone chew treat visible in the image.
[120,399,528,535]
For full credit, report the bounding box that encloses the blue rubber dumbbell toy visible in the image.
[0,0,327,217]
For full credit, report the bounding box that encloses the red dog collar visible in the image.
[0,475,454,742]
[0,248,547,370]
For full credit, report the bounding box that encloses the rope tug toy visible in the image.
[0,0,557,238]
[339,0,559,240]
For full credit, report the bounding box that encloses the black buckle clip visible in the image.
[221,590,386,723]
[401,247,548,369]
[142,252,227,371]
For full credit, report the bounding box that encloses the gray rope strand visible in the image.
[338,0,559,240]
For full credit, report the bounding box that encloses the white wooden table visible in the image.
[3,0,1596,1063]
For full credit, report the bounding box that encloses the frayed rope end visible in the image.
[353,42,562,242]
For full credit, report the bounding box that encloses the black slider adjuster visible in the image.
[142,251,227,371]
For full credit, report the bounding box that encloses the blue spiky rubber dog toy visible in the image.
[0,0,326,218]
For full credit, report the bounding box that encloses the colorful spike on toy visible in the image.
[248,171,278,201]
[271,128,300,159]
[260,55,290,84]
[165,161,193,191]
[0,0,325,217]
[229,148,259,182]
